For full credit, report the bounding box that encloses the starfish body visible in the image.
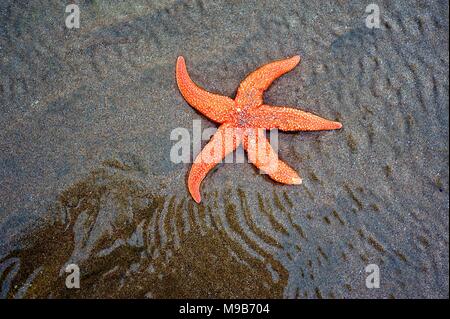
[176,55,342,203]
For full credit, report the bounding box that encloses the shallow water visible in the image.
[0,0,448,298]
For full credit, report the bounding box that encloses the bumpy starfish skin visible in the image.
[176,56,342,203]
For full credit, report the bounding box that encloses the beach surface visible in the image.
[0,0,448,298]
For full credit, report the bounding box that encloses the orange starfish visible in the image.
[176,55,342,203]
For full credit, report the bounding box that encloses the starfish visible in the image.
[176,55,342,203]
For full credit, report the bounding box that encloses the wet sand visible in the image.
[0,0,448,298]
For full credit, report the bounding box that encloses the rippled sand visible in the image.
[0,0,448,298]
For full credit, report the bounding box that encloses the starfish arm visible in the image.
[235,56,301,110]
[188,123,242,203]
[176,56,236,123]
[248,104,342,131]
[242,129,302,185]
